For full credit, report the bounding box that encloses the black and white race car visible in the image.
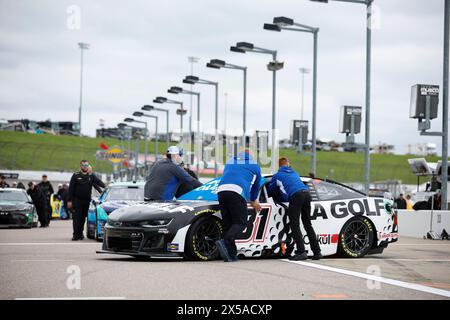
[97,176,398,260]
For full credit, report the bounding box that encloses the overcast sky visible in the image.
[0,0,448,154]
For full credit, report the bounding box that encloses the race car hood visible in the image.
[108,201,213,222]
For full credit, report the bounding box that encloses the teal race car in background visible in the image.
[87,181,145,240]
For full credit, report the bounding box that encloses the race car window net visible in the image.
[311,180,365,201]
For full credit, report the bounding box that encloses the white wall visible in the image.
[398,210,450,238]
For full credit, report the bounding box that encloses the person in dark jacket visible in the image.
[27,182,48,227]
[268,157,322,261]
[394,194,407,210]
[0,176,10,188]
[144,146,202,201]
[215,150,262,262]
[175,162,200,198]
[67,160,105,240]
[17,182,26,189]
[38,174,54,225]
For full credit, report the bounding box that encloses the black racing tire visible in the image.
[337,216,374,258]
[185,216,223,261]
[86,221,94,239]
[94,222,100,241]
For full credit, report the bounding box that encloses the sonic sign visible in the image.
[95,143,129,164]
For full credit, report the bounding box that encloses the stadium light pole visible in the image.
[77,42,89,136]
[310,0,373,194]
[230,42,283,174]
[264,17,319,176]
[133,111,159,162]
[142,105,170,149]
[124,117,148,167]
[118,122,132,168]
[168,86,200,137]
[153,97,186,136]
[168,86,202,176]
[442,0,449,209]
[188,57,199,134]
[207,59,248,137]
[299,68,310,121]
[183,75,220,177]
[124,118,146,180]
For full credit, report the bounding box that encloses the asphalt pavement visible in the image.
[0,220,449,300]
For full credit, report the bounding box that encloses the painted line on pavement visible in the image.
[0,243,100,246]
[283,259,450,298]
[15,297,126,300]
[322,258,450,262]
[11,259,75,262]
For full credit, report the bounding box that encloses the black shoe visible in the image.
[215,240,233,262]
[71,237,80,241]
[312,253,323,260]
[288,252,308,261]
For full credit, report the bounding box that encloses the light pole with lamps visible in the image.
[168,86,202,176]
[168,86,200,137]
[123,118,146,181]
[264,17,319,176]
[133,111,159,162]
[183,75,220,177]
[124,117,148,169]
[153,97,186,136]
[77,42,89,136]
[142,105,170,149]
[230,42,283,174]
[299,68,310,121]
[206,59,248,137]
[310,0,373,193]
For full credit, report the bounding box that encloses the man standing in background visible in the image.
[38,174,54,225]
[27,182,48,227]
[68,160,105,241]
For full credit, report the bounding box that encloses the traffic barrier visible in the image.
[397,209,450,238]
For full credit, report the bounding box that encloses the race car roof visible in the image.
[108,181,145,188]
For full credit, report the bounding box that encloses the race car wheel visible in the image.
[94,224,99,241]
[338,217,374,258]
[86,222,94,239]
[185,216,222,261]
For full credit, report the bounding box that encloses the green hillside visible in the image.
[0,131,440,184]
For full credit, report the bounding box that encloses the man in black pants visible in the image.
[268,157,322,260]
[27,182,48,227]
[216,151,262,262]
[38,174,54,225]
[67,160,105,241]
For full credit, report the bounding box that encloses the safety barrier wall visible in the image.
[398,210,450,238]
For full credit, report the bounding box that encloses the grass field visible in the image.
[0,131,441,184]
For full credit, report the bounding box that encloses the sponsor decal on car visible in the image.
[377,232,399,240]
[303,234,339,245]
[311,198,386,220]
[144,203,195,214]
[167,243,179,251]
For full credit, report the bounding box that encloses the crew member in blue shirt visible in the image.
[215,150,262,262]
[268,157,322,260]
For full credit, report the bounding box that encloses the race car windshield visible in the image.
[105,187,144,201]
[0,190,29,202]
